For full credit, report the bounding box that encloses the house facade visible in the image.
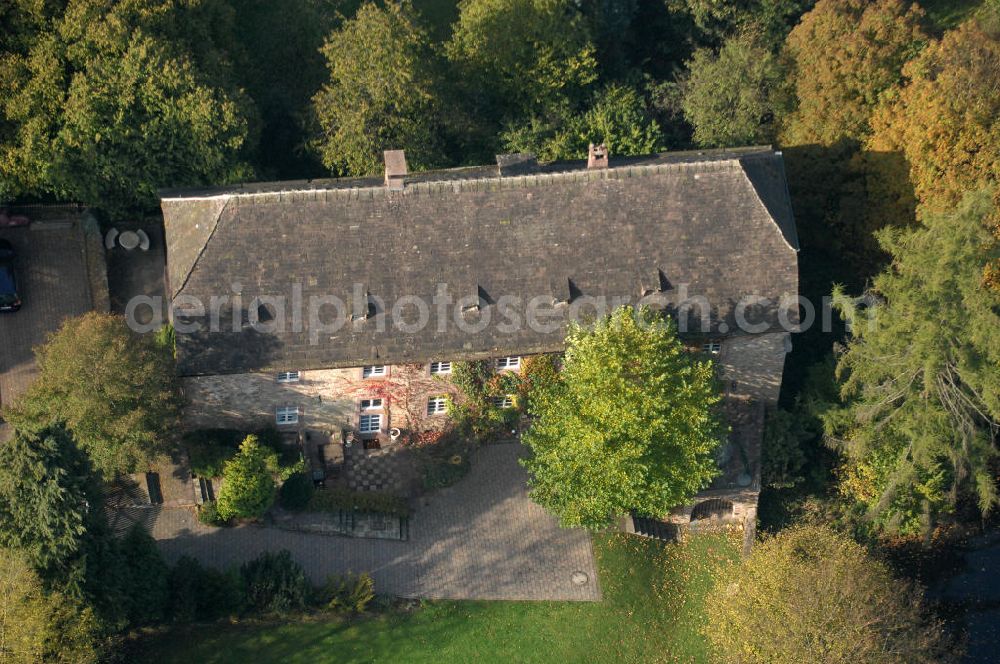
[159,145,799,527]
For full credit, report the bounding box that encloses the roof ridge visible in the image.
[161,158,747,205]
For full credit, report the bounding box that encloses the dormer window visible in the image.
[496,356,521,371]
[430,361,452,375]
[363,365,386,378]
[276,371,300,383]
[702,342,722,354]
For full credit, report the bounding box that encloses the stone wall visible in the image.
[181,363,461,438]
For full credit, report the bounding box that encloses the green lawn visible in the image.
[138,531,739,664]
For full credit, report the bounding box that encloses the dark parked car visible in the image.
[0,239,21,312]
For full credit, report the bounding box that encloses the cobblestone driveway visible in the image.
[152,443,599,601]
[0,218,102,440]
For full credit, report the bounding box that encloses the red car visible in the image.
[0,239,21,312]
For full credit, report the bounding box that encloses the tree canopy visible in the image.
[2,313,181,477]
[0,0,254,216]
[704,525,954,663]
[312,1,446,177]
[827,189,1000,534]
[0,426,100,578]
[446,0,598,123]
[782,0,928,146]
[0,548,99,664]
[869,9,1000,209]
[521,306,725,529]
[681,29,790,148]
[501,84,663,160]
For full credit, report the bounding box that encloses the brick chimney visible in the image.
[384,150,407,190]
[587,143,608,169]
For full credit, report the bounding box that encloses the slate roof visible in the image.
[160,147,799,376]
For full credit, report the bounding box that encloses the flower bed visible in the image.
[307,486,410,518]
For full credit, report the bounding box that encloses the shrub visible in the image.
[317,572,375,613]
[115,525,170,626]
[240,550,309,615]
[184,427,301,479]
[761,407,810,489]
[167,556,243,622]
[197,500,229,527]
[307,487,410,517]
[279,473,315,511]
[215,436,277,521]
[704,525,955,663]
[184,429,244,478]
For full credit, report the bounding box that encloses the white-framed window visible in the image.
[702,342,722,354]
[427,395,448,415]
[359,413,382,434]
[363,365,386,378]
[275,406,299,425]
[496,356,521,371]
[276,371,301,383]
[360,398,383,411]
[491,395,515,409]
[429,361,452,375]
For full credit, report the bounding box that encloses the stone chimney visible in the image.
[384,150,407,190]
[587,143,608,170]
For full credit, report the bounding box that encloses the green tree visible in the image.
[216,436,277,521]
[502,84,663,160]
[0,426,99,578]
[0,548,100,664]
[684,0,812,46]
[312,1,446,176]
[781,0,928,146]
[446,0,598,123]
[114,525,169,626]
[868,9,1000,210]
[704,525,954,663]
[0,0,254,216]
[827,190,1000,534]
[2,313,181,477]
[681,28,790,148]
[521,306,725,529]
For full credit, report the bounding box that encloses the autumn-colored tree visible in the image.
[782,0,928,146]
[868,10,1000,209]
[312,2,446,176]
[0,548,100,664]
[705,525,955,663]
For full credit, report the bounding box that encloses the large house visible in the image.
[159,145,799,526]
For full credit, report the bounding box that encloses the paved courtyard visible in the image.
[0,215,104,440]
[151,443,600,601]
